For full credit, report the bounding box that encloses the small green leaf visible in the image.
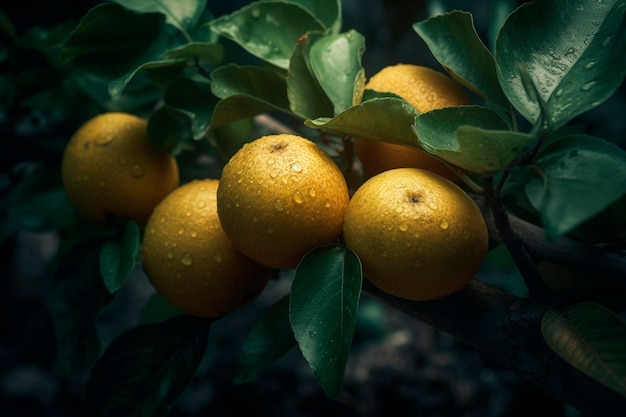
[50,238,114,376]
[413,10,509,109]
[112,0,207,34]
[414,105,523,174]
[305,97,418,147]
[62,3,166,79]
[235,295,296,383]
[108,58,187,99]
[495,0,626,128]
[208,1,326,69]
[290,244,362,398]
[542,302,626,397]
[307,30,366,114]
[86,315,210,417]
[164,41,224,67]
[148,105,194,154]
[525,134,626,239]
[99,221,141,294]
[162,77,218,140]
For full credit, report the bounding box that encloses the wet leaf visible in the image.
[99,221,141,294]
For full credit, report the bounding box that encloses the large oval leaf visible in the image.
[413,10,509,109]
[86,315,210,417]
[260,0,342,33]
[542,302,626,397]
[208,2,326,69]
[495,0,626,128]
[290,244,362,398]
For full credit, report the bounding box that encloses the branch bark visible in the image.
[364,279,626,416]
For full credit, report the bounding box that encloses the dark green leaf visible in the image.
[99,221,141,294]
[62,3,166,79]
[108,59,187,99]
[290,244,362,398]
[86,315,210,417]
[307,30,366,114]
[414,105,524,174]
[495,0,626,128]
[542,302,626,397]
[112,0,207,35]
[287,31,335,119]
[140,294,185,324]
[525,134,626,239]
[413,10,509,109]
[305,97,418,146]
[164,41,224,67]
[148,105,194,154]
[50,238,114,376]
[208,118,256,162]
[163,77,218,139]
[208,2,326,69]
[235,295,296,383]
[260,0,342,33]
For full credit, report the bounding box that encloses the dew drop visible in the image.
[237,177,244,184]
[149,227,156,235]
[309,331,317,338]
[399,224,408,232]
[440,219,449,229]
[252,216,259,223]
[584,61,596,70]
[197,201,206,209]
[395,206,404,213]
[270,169,280,178]
[267,157,276,165]
[428,201,438,210]
[266,225,274,234]
[178,229,184,235]
[191,231,198,238]
[602,36,611,47]
[581,81,596,91]
[273,199,285,211]
[293,190,304,204]
[130,164,144,178]
[291,162,303,173]
[167,252,174,259]
[308,188,317,197]
[323,200,331,208]
[181,253,193,266]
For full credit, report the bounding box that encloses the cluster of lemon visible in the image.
[61,64,488,318]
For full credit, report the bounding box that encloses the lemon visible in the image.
[217,134,350,269]
[61,112,179,225]
[343,168,488,301]
[142,179,273,318]
[355,64,472,181]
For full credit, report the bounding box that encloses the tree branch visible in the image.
[364,279,626,416]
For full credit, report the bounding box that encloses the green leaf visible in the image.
[414,105,526,174]
[235,295,296,383]
[99,221,141,294]
[305,97,418,146]
[290,244,362,398]
[413,10,509,109]
[208,1,326,69]
[164,41,224,67]
[62,3,166,79]
[148,105,194,154]
[525,134,626,239]
[86,314,210,417]
[542,302,626,397]
[495,0,626,128]
[307,30,366,115]
[50,238,114,376]
[108,58,187,99]
[260,0,342,33]
[162,77,218,140]
[208,64,292,129]
[287,31,335,119]
[112,0,207,35]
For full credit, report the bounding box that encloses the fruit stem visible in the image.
[483,176,550,298]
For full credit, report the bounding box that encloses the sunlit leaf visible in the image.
[208,1,326,69]
[86,315,210,417]
[525,134,626,239]
[542,302,626,397]
[290,244,362,398]
[235,295,296,383]
[495,0,626,128]
[413,10,509,109]
[99,221,140,293]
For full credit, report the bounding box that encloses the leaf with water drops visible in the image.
[495,0,626,129]
[524,134,626,240]
[290,244,362,398]
[112,0,207,35]
[542,302,626,397]
[208,2,326,69]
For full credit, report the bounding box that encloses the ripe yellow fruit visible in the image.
[355,63,472,181]
[142,179,273,318]
[217,134,350,269]
[61,112,179,225]
[343,168,488,301]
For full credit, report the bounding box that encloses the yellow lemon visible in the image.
[142,179,273,318]
[343,168,488,301]
[217,134,350,269]
[61,112,179,225]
